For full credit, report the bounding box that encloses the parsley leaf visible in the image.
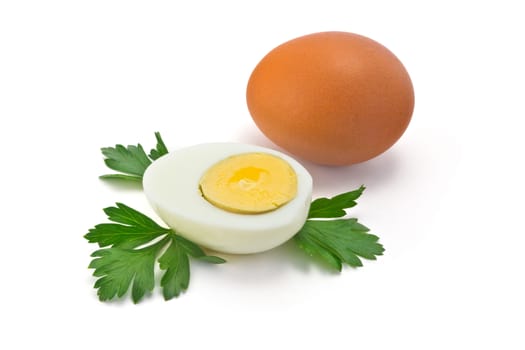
[295,186,384,270]
[85,203,170,249]
[294,219,384,271]
[100,132,168,181]
[90,240,164,303]
[308,185,365,218]
[158,235,226,300]
[85,203,225,303]
[101,144,151,177]
[149,132,169,160]
[158,240,190,300]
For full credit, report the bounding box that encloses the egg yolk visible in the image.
[199,153,297,214]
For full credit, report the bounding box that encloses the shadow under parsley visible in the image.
[99,177,144,192]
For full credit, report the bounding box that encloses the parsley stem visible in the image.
[140,234,172,254]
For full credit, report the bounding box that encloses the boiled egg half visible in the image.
[143,143,313,254]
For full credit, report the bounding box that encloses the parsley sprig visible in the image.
[99,132,168,182]
[87,133,385,303]
[85,203,225,303]
[294,186,384,271]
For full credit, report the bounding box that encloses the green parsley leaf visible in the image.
[158,240,190,300]
[295,186,384,271]
[308,185,365,218]
[101,144,151,177]
[89,239,164,303]
[158,235,226,300]
[100,132,168,181]
[293,229,342,271]
[104,202,164,229]
[149,132,169,160]
[85,203,170,249]
[294,219,384,271]
[85,203,225,303]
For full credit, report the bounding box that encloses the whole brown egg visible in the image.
[246,31,414,166]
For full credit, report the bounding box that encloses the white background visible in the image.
[1,1,524,349]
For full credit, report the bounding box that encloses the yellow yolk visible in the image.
[199,153,298,214]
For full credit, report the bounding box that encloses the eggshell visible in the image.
[246,31,414,165]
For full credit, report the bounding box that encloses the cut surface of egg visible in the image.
[143,143,313,254]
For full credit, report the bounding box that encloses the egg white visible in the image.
[142,143,313,254]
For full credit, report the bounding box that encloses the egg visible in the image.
[246,31,415,166]
[142,143,313,254]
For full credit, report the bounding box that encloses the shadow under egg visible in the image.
[301,150,403,194]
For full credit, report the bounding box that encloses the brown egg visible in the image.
[246,31,414,166]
